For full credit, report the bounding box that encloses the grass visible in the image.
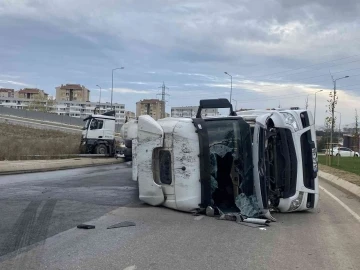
[318,155,360,186]
[0,122,81,161]
[318,155,360,176]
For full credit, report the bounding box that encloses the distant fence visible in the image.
[0,106,123,132]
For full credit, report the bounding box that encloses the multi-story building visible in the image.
[136,99,165,120]
[52,101,125,124]
[0,88,14,98]
[16,88,48,100]
[55,84,90,102]
[0,97,125,124]
[171,106,218,118]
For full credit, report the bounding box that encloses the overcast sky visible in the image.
[1,0,360,127]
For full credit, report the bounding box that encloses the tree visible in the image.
[326,90,338,165]
[355,109,359,152]
[27,95,54,113]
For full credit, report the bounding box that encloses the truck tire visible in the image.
[96,144,108,155]
[124,139,132,149]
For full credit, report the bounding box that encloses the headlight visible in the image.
[288,192,304,211]
[312,148,318,172]
[281,112,299,131]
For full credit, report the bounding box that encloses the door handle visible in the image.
[98,136,103,138]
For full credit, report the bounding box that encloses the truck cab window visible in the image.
[90,119,103,130]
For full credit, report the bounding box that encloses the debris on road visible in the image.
[77,224,96,229]
[107,221,136,229]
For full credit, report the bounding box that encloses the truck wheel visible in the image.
[96,144,108,155]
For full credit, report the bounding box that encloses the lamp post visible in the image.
[96,85,102,104]
[224,72,233,101]
[330,76,349,160]
[111,67,125,110]
[314,89,323,125]
[232,99,238,111]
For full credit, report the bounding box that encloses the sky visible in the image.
[1,0,360,128]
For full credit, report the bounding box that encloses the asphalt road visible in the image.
[0,165,359,270]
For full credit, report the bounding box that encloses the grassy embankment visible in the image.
[0,122,80,160]
[318,155,360,186]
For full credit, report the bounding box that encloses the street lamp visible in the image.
[111,67,125,110]
[314,89,323,125]
[330,75,349,158]
[232,99,238,111]
[96,85,102,104]
[224,72,233,101]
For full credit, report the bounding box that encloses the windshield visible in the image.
[83,119,91,130]
[206,119,240,159]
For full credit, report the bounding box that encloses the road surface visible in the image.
[0,164,359,270]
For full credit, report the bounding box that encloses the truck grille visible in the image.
[301,130,316,190]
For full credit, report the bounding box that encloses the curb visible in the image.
[318,170,360,199]
[0,158,125,176]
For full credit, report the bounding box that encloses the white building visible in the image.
[51,101,125,124]
[0,97,126,124]
[171,106,218,118]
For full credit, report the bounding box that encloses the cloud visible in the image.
[112,88,153,94]
[0,80,30,86]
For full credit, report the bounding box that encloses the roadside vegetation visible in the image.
[0,122,80,160]
[318,155,360,186]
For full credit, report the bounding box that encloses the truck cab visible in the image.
[121,99,319,218]
[80,110,116,155]
[122,99,275,219]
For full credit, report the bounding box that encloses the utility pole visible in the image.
[157,82,169,119]
[224,72,233,101]
[96,85,102,104]
[314,90,323,125]
[111,67,124,110]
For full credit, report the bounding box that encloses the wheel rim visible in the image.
[98,146,106,154]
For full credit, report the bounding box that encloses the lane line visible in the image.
[319,185,360,223]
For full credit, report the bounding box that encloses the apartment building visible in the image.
[0,88,14,98]
[171,106,218,118]
[0,97,125,124]
[52,101,126,124]
[136,99,165,120]
[55,84,90,102]
[16,88,48,99]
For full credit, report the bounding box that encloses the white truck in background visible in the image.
[79,110,119,156]
[120,99,319,218]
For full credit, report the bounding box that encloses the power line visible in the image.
[246,53,360,79]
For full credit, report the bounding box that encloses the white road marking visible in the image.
[319,185,360,223]
[259,228,267,230]
[194,215,204,221]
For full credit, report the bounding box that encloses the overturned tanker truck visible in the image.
[121,99,319,220]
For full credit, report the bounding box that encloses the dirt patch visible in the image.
[319,164,360,187]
